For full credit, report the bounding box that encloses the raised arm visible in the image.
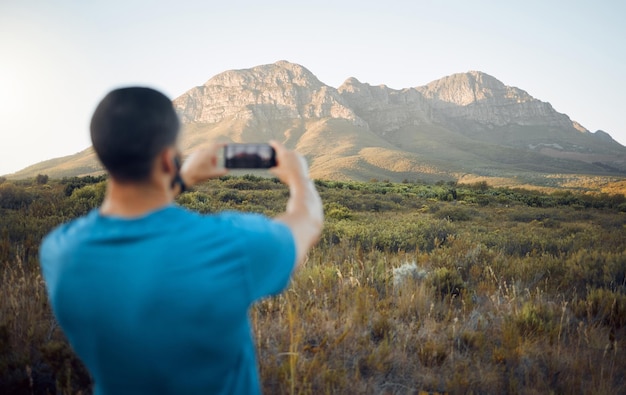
[269,141,324,267]
[179,140,323,266]
[179,143,228,192]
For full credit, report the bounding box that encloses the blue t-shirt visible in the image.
[39,205,296,395]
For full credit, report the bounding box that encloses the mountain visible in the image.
[8,61,626,187]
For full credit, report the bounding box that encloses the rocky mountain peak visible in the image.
[416,71,535,107]
[592,129,615,142]
[173,61,357,124]
[9,61,625,180]
[414,71,575,129]
[338,77,365,91]
[205,60,324,90]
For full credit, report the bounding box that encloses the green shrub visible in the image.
[324,202,354,220]
[0,183,33,210]
[435,206,476,221]
[514,302,555,337]
[574,288,626,329]
[430,267,464,297]
[69,182,106,215]
[1,176,625,394]
[323,215,454,252]
[563,250,626,293]
[35,174,49,185]
[177,191,214,213]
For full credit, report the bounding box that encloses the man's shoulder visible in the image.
[216,211,290,235]
[43,210,98,243]
[39,209,101,270]
[40,206,288,251]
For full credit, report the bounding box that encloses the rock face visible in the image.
[169,62,625,177]
[175,64,593,141]
[337,78,433,136]
[9,61,626,181]
[174,61,360,125]
[415,71,577,130]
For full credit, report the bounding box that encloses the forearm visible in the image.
[288,177,323,221]
[277,178,324,265]
[178,145,228,194]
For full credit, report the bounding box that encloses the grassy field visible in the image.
[1,175,625,394]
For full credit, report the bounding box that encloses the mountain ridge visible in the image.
[7,61,626,190]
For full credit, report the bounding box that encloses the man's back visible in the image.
[40,205,295,395]
[40,87,323,393]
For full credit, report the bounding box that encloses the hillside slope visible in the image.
[8,61,626,186]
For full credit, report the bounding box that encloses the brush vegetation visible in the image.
[1,174,625,394]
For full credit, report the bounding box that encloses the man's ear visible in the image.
[159,147,178,175]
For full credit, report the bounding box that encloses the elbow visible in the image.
[312,217,324,241]
[304,210,324,250]
[312,208,324,239]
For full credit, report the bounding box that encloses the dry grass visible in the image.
[1,177,625,394]
[253,241,625,394]
[1,257,90,394]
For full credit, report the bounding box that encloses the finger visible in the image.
[211,168,229,178]
[268,140,285,156]
[268,140,285,169]
[212,142,228,150]
[207,143,226,158]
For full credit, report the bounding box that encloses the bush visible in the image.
[430,267,464,298]
[35,174,49,185]
[69,182,106,215]
[435,206,476,221]
[323,215,454,252]
[324,202,353,220]
[514,302,555,337]
[574,288,626,330]
[563,250,626,292]
[1,176,626,394]
[0,183,32,210]
[177,192,214,213]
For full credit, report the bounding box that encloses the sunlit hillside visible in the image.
[6,62,626,191]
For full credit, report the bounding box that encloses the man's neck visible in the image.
[99,180,174,218]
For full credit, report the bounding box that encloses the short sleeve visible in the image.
[227,213,296,303]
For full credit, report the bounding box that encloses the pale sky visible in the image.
[1,0,624,176]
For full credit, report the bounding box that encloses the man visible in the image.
[39,87,323,394]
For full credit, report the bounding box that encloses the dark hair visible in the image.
[90,87,179,182]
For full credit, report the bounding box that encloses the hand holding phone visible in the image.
[179,143,228,188]
[224,143,277,169]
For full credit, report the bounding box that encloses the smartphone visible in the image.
[224,143,277,169]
